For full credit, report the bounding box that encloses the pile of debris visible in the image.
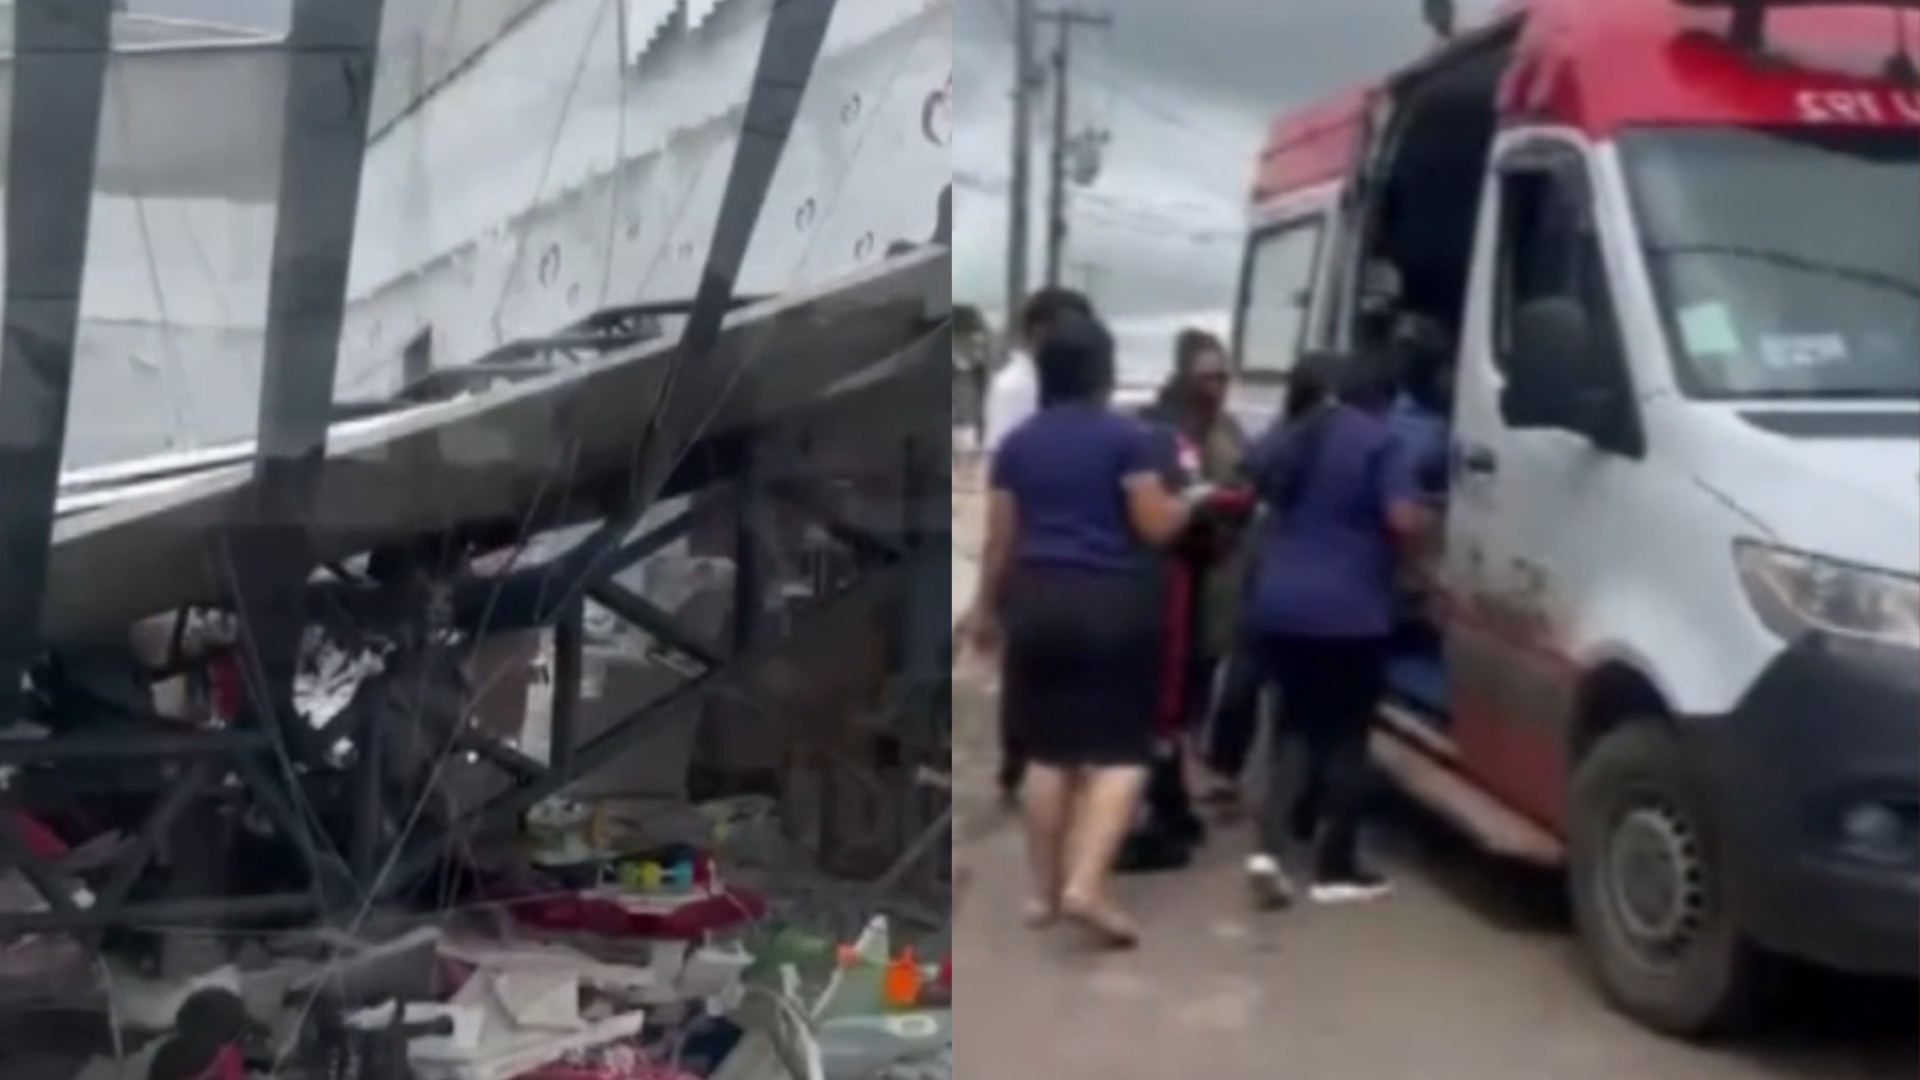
[5,789,949,1080]
[0,541,949,1080]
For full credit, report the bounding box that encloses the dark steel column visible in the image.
[227,0,388,755]
[0,0,116,730]
[622,0,842,510]
[891,334,951,899]
[550,599,584,776]
[731,466,762,653]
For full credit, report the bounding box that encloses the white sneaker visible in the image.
[1308,868,1393,906]
[1245,853,1296,910]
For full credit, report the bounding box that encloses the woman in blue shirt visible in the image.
[1199,355,1334,809]
[962,314,1191,948]
[1239,349,1430,907]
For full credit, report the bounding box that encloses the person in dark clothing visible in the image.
[1198,356,1335,807]
[1386,314,1455,506]
[1238,349,1431,907]
[962,314,1192,948]
[1148,331,1250,730]
[993,288,1099,804]
[1119,330,1251,873]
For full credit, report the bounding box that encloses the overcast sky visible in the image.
[953,0,1507,356]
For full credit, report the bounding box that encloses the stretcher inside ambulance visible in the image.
[1234,0,1919,1040]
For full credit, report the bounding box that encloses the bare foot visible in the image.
[1022,898,1059,928]
[1060,892,1140,950]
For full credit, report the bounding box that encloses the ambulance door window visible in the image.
[1236,216,1326,379]
[1493,170,1579,372]
[1493,161,1628,389]
[1491,147,1641,456]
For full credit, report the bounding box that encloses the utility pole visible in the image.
[1039,7,1112,288]
[1073,260,1103,304]
[1004,0,1038,359]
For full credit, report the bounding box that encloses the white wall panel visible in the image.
[6,0,950,467]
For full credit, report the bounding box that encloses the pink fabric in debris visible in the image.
[505,888,767,941]
[517,1037,705,1079]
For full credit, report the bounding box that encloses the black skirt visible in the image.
[1000,562,1162,768]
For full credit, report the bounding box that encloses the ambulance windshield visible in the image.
[1622,125,1919,401]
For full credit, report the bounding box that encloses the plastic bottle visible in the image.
[882,950,922,1009]
[820,917,891,1020]
[665,858,694,890]
[830,946,885,1019]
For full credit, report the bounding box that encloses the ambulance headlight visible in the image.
[1735,542,1920,651]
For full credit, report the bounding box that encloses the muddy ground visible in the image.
[948,490,1916,1080]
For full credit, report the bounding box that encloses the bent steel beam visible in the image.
[45,253,941,642]
[588,580,725,670]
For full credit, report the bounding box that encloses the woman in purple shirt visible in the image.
[1239,349,1430,907]
[962,314,1190,948]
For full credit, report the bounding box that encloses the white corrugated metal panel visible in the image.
[16,0,953,468]
[686,0,729,32]
[369,0,549,134]
[626,0,678,61]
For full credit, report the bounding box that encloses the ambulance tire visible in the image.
[1569,721,1763,1039]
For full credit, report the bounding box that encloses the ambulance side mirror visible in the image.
[1502,298,1641,455]
[1501,298,1594,432]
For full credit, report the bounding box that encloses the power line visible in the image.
[983,0,1248,164]
[957,166,1237,224]
[1073,59,1255,161]
[955,170,1240,245]
[1075,206,1240,245]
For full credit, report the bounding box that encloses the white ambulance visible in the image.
[1236,0,1919,1037]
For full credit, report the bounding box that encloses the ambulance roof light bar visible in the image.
[1674,0,1920,53]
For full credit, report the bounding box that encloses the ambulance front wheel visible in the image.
[1568,721,1763,1039]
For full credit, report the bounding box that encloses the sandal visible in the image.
[1022,898,1060,928]
[1060,894,1140,950]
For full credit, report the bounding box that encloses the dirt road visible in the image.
[948,491,1915,1080]
[949,683,1914,1079]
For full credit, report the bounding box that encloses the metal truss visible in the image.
[393,295,767,405]
[0,375,945,939]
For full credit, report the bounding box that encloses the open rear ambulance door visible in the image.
[1232,89,1374,430]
